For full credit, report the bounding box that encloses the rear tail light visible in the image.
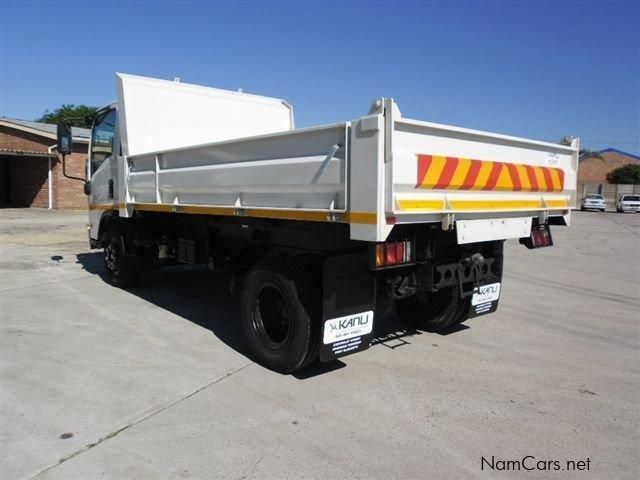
[396,242,405,263]
[374,240,415,268]
[520,224,553,249]
[532,228,552,247]
[386,244,397,265]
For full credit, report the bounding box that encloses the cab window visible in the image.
[90,109,116,175]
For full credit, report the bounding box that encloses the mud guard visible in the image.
[319,252,376,362]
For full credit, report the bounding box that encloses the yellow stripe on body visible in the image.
[545,199,569,208]
[396,198,569,212]
[396,199,445,211]
[345,212,378,224]
[449,199,543,210]
[131,202,381,225]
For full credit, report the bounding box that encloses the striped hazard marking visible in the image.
[416,154,564,192]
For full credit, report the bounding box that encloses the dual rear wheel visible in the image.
[240,260,320,373]
[395,286,471,332]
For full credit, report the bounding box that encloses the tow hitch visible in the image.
[458,253,486,298]
[417,253,501,295]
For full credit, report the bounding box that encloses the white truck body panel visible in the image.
[92,74,579,244]
[116,73,293,157]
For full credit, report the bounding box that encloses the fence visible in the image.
[577,183,640,207]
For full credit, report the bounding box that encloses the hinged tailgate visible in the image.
[386,107,579,221]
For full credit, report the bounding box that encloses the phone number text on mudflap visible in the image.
[481,456,591,472]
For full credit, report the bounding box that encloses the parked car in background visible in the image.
[616,195,640,213]
[581,194,606,212]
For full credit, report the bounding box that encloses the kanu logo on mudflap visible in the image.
[472,282,501,306]
[323,311,374,345]
[329,315,369,332]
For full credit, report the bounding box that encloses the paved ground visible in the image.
[1,208,638,480]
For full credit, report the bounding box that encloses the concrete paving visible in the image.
[1,208,638,480]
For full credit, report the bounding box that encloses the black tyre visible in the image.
[241,259,320,373]
[395,286,471,332]
[103,225,139,289]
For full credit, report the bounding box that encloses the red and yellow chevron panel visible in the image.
[416,154,564,192]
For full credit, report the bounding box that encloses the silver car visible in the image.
[581,194,606,212]
[616,195,640,213]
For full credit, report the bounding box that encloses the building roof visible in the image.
[597,148,640,161]
[0,148,56,157]
[0,117,91,142]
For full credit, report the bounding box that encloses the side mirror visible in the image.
[83,182,91,195]
[57,123,86,183]
[56,123,73,156]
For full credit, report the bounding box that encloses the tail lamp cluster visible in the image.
[531,226,552,248]
[374,240,414,268]
[520,224,553,249]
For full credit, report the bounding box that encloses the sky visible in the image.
[1,0,639,154]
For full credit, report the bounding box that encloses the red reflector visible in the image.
[386,216,397,225]
[386,243,397,264]
[396,242,405,263]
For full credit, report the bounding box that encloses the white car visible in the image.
[581,194,606,212]
[616,195,640,213]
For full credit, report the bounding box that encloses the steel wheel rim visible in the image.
[105,240,121,274]
[252,282,292,350]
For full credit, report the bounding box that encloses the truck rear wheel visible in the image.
[395,286,470,332]
[103,226,139,289]
[241,260,320,373]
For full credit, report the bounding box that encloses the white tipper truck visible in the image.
[56,74,579,373]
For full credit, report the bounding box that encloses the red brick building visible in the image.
[0,118,90,209]
[578,148,640,185]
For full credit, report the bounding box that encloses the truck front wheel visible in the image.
[241,260,319,373]
[103,226,139,289]
[395,286,470,332]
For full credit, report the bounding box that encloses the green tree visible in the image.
[606,164,640,184]
[36,104,97,128]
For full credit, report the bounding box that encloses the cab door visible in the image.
[88,108,117,240]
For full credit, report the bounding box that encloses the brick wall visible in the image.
[53,145,88,209]
[1,125,89,209]
[578,151,639,184]
[0,126,52,154]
